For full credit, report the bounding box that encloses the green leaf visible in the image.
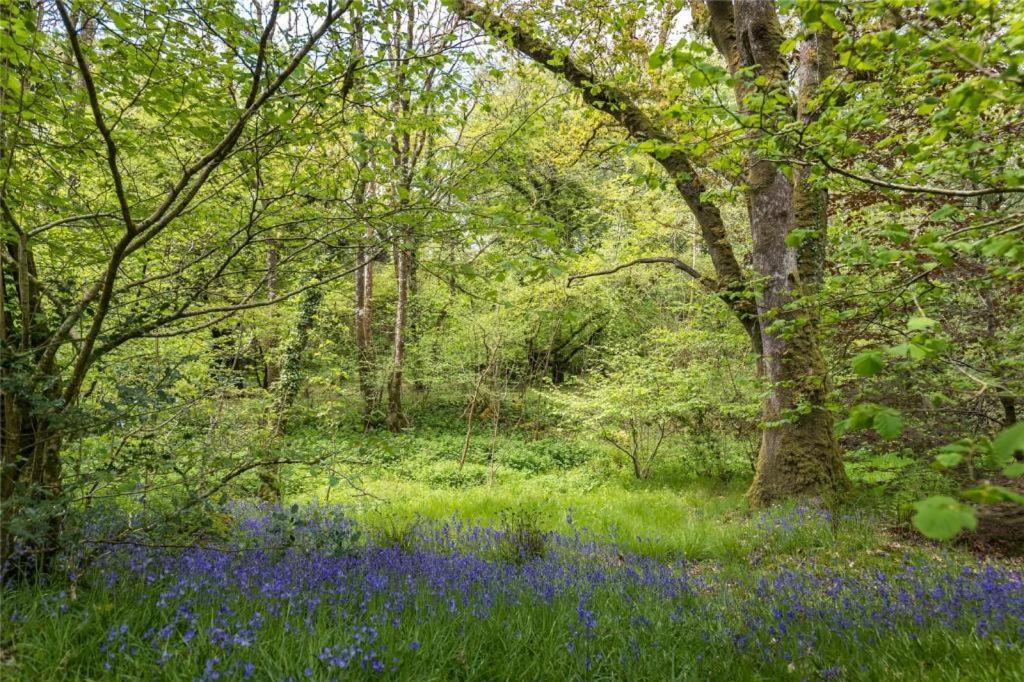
[907,316,937,331]
[841,403,878,432]
[912,496,976,540]
[873,408,903,440]
[785,228,814,248]
[648,47,667,69]
[963,484,1024,506]
[851,350,886,377]
[934,451,963,468]
[821,11,844,33]
[1002,462,1024,478]
[992,421,1024,462]
[930,204,958,220]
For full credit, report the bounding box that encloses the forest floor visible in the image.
[3,426,1024,680]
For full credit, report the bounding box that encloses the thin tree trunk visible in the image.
[355,222,377,427]
[348,13,378,429]
[386,243,411,432]
[385,4,415,432]
[258,273,324,500]
[264,239,280,389]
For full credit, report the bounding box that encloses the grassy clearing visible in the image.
[315,475,889,566]
[3,428,1020,680]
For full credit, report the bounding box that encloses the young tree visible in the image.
[1,0,354,571]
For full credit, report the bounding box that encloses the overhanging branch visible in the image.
[819,155,1023,198]
[567,256,713,288]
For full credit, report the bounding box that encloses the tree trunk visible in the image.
[258,274,324,500]
[348,15,378,429]
[1,227,65,576]
[386,243,411,432]
[0,387,65,577]
[264,239,281,389]
[729,1,848,505]
[355,227,377,428]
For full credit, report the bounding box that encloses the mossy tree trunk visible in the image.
[724,1,848,504]
[257,275,324,501]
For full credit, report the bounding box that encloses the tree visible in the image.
[449,0,848,504]
[1,0,354,572]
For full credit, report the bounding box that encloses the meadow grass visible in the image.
[3,429,1022,680]
[2,496,1022,681]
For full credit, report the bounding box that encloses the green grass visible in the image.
[317,475,801,562]
[280,426,887,565]
[4,426,1017,680]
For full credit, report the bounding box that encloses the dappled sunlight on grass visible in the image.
[305,472,887,565]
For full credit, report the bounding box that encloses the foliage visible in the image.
[4,0,1024,676]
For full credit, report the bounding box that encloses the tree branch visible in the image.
[450,0,762,356]
[449,0,748,293]
[55,0,136,232]
[567,256,713,288]
[819,155,1023,198]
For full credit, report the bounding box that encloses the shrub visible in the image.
[497,507,548,564]
[422,460,488,488]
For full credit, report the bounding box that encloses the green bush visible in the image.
[497,507,549,564]
[422,460,489,488]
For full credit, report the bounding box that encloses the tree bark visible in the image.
[726,1,848,504]
[258,273,325,500]
[386,242,411,432]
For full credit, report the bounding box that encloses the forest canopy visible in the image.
[1,0,1024,679]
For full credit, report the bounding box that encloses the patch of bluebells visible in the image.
[752,502,861,547]
[15,502,1024,678]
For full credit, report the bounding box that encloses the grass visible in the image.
[314,475,886,566]
[3,426,1021,680]
[3,498,1022,681]
[290,426,888,566]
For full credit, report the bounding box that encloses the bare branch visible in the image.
[819,156,1023,198]
[567,256,714,288]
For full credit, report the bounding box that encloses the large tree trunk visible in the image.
[727,1,848,504]
[1,226,66,575]
[1,396,65,576]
